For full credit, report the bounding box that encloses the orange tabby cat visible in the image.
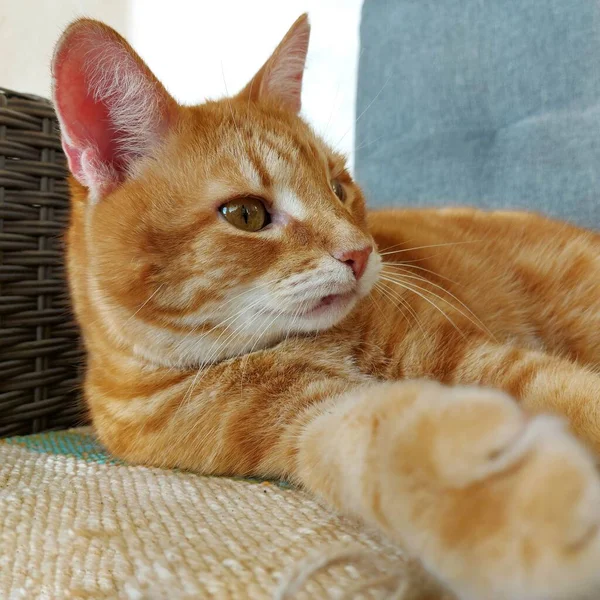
[52,14,600,600]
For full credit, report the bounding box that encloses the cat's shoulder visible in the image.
[367,205,599,240]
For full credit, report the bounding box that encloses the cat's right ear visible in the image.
[52,19,177,202]
[237,14,310,113]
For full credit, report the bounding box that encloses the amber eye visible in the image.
[219,197,271,232]
[331,178,345,202]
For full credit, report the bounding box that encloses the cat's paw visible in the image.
[377,383,600,600]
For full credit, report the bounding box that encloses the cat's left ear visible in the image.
[238,14,310,113]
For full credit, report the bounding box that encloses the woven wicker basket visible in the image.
[0,88,83,437]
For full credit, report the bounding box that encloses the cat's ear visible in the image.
[51,19,178,201]
[238,14,310,113]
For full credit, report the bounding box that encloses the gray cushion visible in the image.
[355,0,600,228]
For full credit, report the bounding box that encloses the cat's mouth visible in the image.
[297,290,356,318]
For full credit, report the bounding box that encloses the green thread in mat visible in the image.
[2,429,123,465]
[1,428,292,488]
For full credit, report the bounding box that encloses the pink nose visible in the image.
[334,246,373,281]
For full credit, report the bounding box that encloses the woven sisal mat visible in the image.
[0,428,451,599]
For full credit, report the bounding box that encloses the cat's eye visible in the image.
[219,197,271,232]
[331,178,345,202]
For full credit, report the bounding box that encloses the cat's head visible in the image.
[53,15,381,367]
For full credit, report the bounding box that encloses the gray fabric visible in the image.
[355,0,600,228]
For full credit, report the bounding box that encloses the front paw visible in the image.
[377,383,600,600]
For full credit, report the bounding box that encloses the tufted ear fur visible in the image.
[238,14,310,113]
[51,19,178,201]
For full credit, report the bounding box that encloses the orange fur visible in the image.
[54,15,600,600]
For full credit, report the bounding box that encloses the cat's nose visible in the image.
[333,246,373,281]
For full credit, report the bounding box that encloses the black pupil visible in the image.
[242,205,249,224]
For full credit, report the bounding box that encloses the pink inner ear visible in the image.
[54,34,125,192]
[52,23,174,199]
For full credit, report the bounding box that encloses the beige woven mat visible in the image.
[0,429,450,599]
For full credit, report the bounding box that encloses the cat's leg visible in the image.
[294,380,600,600]
[445,341,600,453]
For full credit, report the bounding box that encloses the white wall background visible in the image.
[0,1,130,102]
[0,0,363,165]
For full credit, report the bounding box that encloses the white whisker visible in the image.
[383,261,460,286]
[379,275,466,338]
[353,133,385,154]
[220,61,245,148]
[381,267,494,340]
[337,74,392,148]
[379,240,482,257]
[376,281,431,345]
[123,284,164,328]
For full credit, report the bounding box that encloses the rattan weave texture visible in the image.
[0,87,83,436]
